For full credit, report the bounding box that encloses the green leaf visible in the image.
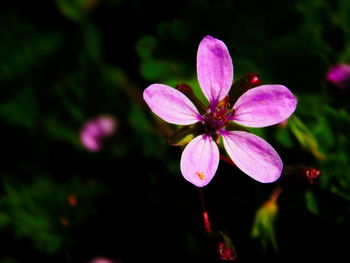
[289,115,325,160]
[0,18,61,83]
[140,59,172,80]
[274,126,294,149]
[0,212,10,229]
[56,86,84,122]
[0,175,105,254]
[251,199,279,251]
[45,117,80,147]
[128,104,165,157]
[55,0,87,21]
[136,35,158,60]
[0,257,19,263]
[157,19,189,41]
[83,23,102,61]
[140,57,190,83]
[313,116,334,151]
[128,104,153,134]
[305,190,319,215]
[0,87,38,130]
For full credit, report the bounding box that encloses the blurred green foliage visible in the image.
[251,198,279,251]
[0,175,104,254]
[1,0,350,262]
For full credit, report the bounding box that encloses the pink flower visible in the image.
[326,63,350,89]
[80,115,117,152]
[143,35,297,187]
[88,257,119,263]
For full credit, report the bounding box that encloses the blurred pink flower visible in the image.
[89,257,119,263]
[80,115,117,152]
[326,63,350,89]
[143,35,297,187]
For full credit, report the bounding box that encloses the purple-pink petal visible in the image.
[143,84,201,125]
[231,85,297,128]
[221,130,282,183]
[197,35,233,107]
[180,134,220,187]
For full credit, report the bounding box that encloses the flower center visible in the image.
[203,98,233,132]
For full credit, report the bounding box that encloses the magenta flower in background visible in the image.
[143,35,297,187]
[326,63,350,89]
[80,115,117,152]
[88,257,120,263]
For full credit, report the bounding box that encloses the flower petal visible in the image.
[143,84,201,125]
[180,134,220,187]
[232,85,297,127]
[197,35,233,106]
[221,130,282,183]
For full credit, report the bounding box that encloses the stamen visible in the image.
[203,97,233,131]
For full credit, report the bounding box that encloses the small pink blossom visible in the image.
[143,35,297,187]
[80,115,117,152]
[326,63,350,89]
[88,257,119,263]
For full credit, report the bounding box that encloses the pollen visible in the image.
[196,171,205,180]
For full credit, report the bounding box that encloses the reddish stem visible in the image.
[198,188,212,233]
[269,186,283,203]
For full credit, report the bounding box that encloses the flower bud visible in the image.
[229,73,261,104]
[251,188,281,251]
[206,231,237,261]
[279,165,321,191]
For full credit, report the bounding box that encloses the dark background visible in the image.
[1,0,350,262]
